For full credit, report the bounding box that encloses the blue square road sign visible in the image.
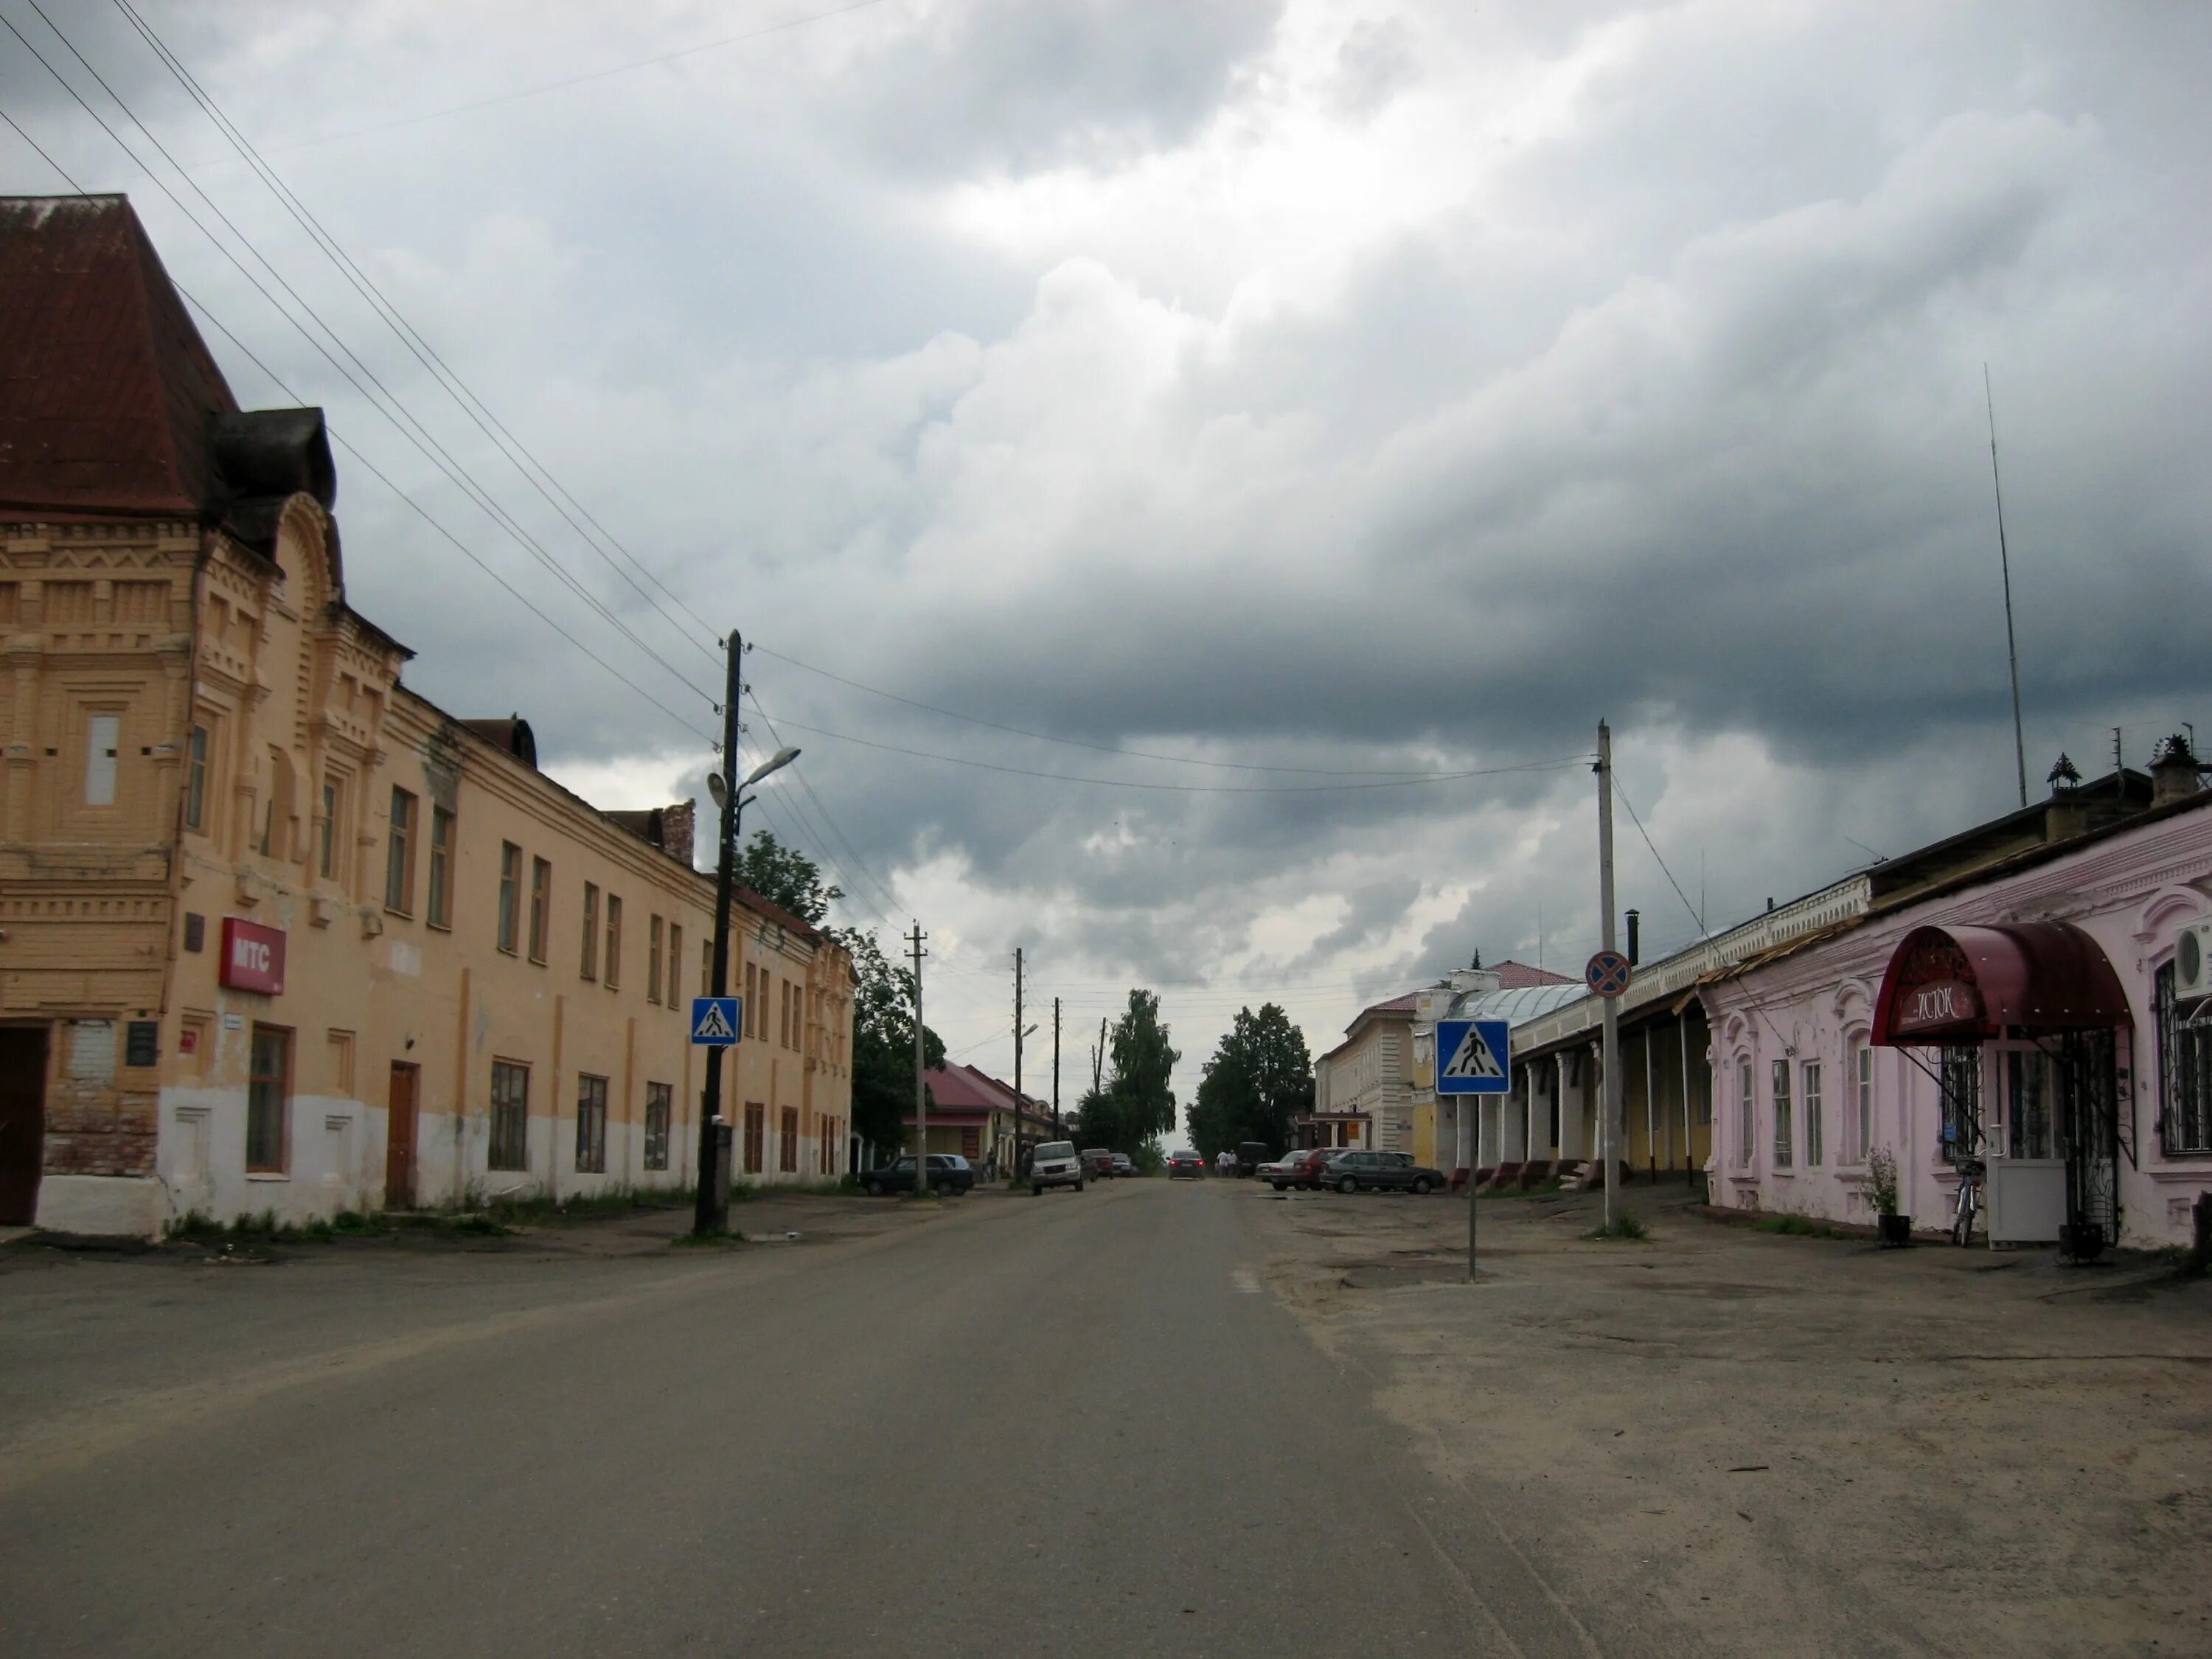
[1435,1018,1512,1095]
[690,996,742,1046]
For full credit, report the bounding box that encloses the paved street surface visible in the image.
[1,1181,1604,1659]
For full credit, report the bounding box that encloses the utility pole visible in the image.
[909,920,928,1192]
[1597,720,1622,1232]
[1093,1018,1107,1099]
[1051,996,1062,1139]
[1985,366,2028,810]
[692,632,745,1238]
[1011,947,1025,1181]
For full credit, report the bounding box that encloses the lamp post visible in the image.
[691,626,799,1237]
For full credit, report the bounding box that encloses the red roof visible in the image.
[1492,959,1573,988]
[0,195,238,517]
[912,1063,1051,1124]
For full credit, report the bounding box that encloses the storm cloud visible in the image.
[7,0,2207,1101]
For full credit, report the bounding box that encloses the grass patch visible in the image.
[1585,1211,1650,1241]
[671,1228,744,1250]
[482,1184,693,1227]
[1756,1213,1840,1238]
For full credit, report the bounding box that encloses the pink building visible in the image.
[1703,748,2212,1253]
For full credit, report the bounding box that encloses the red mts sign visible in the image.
[219,917,287,995]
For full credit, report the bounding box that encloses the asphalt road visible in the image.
[1,1180,1601,1658]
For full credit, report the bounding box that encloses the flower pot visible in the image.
[1877,1213,1913,1248]
[2058,1222,2105,1264]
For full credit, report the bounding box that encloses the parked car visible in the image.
[1031,1141,1085,1194]
[1110,1152,1135,1178]
[1275,1147,1336,1190]
[1166,1149,1206,1179]
[1081,1147,1116,1179]
[1234,1141,1271,1177]
[860,1153,974,1197]
[1322,1150,1444,1194]
[1253,1150,1305,1184]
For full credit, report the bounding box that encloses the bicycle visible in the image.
[1951,1157,1985,1248]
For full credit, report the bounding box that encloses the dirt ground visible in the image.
[1251,1178,2212,1659]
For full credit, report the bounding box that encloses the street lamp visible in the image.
[692,629,801,1239]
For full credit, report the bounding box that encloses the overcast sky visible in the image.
[7,0,2209,1119]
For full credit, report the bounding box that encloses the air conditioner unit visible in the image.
[2175,918,2212,1003]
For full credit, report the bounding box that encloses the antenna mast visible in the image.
[1985,365,2028,808]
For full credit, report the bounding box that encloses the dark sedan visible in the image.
[858,1153,974,1196]
[1322,1150,1444,1194]
[1166,1149,1206,1179]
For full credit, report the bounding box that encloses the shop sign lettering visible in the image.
[1896,977,1979,1034]
[219,917,287,995]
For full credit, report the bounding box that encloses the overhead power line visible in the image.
[0,89,717,745]
[276,0,894,153]
[749,643,1471,778]
[4,1,720,718]
[107,0,726,681]
[748,705,1595,794]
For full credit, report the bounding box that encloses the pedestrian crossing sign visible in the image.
[690,996,741,1046]
[1435,1018,1510,1095]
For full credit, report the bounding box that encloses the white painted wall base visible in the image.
[35,1174,164,1239]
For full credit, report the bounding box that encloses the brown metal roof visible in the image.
[0,195,238,517]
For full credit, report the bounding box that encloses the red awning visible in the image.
[1872,922,2131,1046]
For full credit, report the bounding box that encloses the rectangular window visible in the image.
[574,1074,608,1173]
[385,787,416,913]
[246,1024,291,1172]
[185,723,210,831]
[2156,963,2212,1155]
[1771,1060,1793,1167]
[648,914,664,1005]
[1939,1046,1980,1163]
[1854,1041,1873,1164]
[428,807,454,928]
[529,857,552,964]
[85,712,120,805]
[668,926,683,1015]
[327,1029,355,1096]
[580,883,599,980]
[742,1102,765,1175]
[497,842,521,953]
[2007,1051,2056,1161]
[605,894,622,988]
[489,1060,529,1171]
[1739,1060,1755,1164]
[1802,1061,1823,1168]
[744,963,758,1034]
[319,780,339,878]
[644,1082,672,1172]
[779,1106,799,1173]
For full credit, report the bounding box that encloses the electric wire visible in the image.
[277,0,894,153]
[108,0,726,679]
[5,1,720,712]
[0,97,721,744]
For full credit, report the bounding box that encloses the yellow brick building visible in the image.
[0,196,851,1235]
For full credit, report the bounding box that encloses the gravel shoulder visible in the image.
[1250,1178,2212,1659]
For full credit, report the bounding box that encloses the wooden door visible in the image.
[0,1026,50,1225]
[385,1061,420,1211]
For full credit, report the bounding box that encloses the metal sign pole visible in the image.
[1597,720,1621,1233]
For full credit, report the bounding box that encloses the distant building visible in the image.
[910,1064,1054,1172]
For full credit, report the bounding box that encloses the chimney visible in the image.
[2151,734,2204,810]
[661,800,697,869]
[1625,908,1641,966]
[2045,752,2088,841]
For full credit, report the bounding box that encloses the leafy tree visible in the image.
[1072,989,1180,1151]
[734,828,843,926]
[1186,1003,1313,1158]
[832,925,946,1158]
